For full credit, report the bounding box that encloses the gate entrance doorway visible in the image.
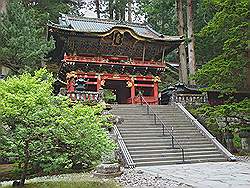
[103,80,130,104]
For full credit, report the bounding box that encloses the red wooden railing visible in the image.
[67,91,101,102]
[64,55,165,68]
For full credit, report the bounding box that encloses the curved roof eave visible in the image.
[47,22,184,43]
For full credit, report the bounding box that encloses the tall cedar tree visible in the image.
[0,0,53,73]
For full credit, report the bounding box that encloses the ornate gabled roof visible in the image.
[48,14,183,42]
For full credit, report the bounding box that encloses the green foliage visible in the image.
[0,69,115,184]
[0,0,54,73]
[194,0,249,90]
[103,89,116,104]
[23,0,74,26]
[139,0,177,35]
[233,133,241,149]
[190,99,250,136]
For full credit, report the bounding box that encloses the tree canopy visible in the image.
[0,69,115,185]
[193,0,249,91]
[0,0,54,73]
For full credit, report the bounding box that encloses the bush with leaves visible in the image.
[189,99,250,151]
[0,69,115,185]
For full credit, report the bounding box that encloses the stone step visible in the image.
[114,114,185,117]
[128,146,217,153]
[118,127,197,132]
[123,135,207,141]
[122,120,191,124]
[147,108,180,111]
[135,157,226,167]
[118,126,197,130]
[127,144,215,151]
[118,123,197,130]
[111,108,143,111]
[120,130,201,137]
[133,154,225,163]
[120,132,203,138]
[119,127,200,135]
[112,104,141,106]
[114,111,184,115]
[112,108,177,112]
[124,138,210,145]
[123,119,190,124]
[131,150,222,159]
[149,105,175,108]
[125,141,214,148]
[117,113,185,117]
[121,123,193,128]
[120,122,188,126]
[129,147,218,155]
[132,151,223,161]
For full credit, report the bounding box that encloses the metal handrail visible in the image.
[113,125,136,168]
[176,103,236,161]
[139,94,185,163]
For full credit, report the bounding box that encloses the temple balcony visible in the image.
[63,55,166,69]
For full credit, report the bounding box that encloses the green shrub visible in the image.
[0,69,116,185]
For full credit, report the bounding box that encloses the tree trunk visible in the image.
[128,0,132,22]
[176,0,188,84]
[108,0,114,19]
[0,0,7,13]
[20,140,30,186]
[114,0,120,20]
[121,8,125,21]
[95,0,100,18]
[120,0,126,21]
[186,0,196,85]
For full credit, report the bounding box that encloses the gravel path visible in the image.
[1,170,189,188]
[114,168,191,188]
[235,155,250,162]
[1,157,250,188]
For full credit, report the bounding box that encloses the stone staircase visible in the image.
[111,104,227,167]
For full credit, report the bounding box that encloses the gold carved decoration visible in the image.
[113,75,120,79]
[113,31,124,45]
[101,80,106,86]
[66,71,77,80]
[153,76,161,82]
[126,81,133,88]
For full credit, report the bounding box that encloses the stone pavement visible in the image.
[138,161,250,188]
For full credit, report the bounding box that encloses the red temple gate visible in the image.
[48,14,183,104]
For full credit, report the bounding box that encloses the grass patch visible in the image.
[2,180,121,188]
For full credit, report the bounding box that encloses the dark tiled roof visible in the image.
[49,14,182,41]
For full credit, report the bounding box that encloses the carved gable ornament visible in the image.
[113,31,124,45]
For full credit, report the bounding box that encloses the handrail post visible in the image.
[147,105,149,114]
[162,124,165,135]
[171,135,174,148]
[140,94,143,105]
[171,127,174,148]
[182,148,185,163]
[154,114,156,124]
